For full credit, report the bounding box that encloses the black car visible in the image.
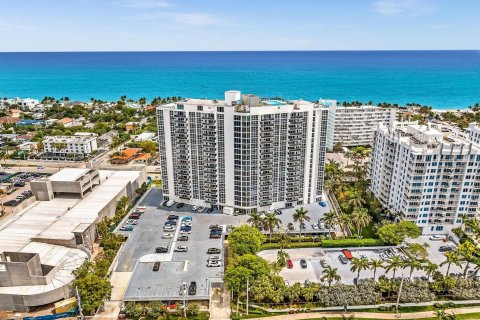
[177,235,189,241]
[168,214,179,220]
[153,261,160,271]
[165,220,177,226]
[300,259,308,269]
[210,226,223,232]
[210,229,222,234]
[188,281,197,295]
[207,248,221,254]
[176,203,184,209]
[14,181,25,187]
[209,224,221,229]
[181,226,192,232]
[3,200,17,206]
[155,247,168,253]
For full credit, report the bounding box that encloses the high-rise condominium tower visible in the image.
[157,91,332,214]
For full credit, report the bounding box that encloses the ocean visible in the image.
[0,51,479,109]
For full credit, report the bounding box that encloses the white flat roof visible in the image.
[49,168,91,182]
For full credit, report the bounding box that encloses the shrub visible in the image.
[321,238,385,247]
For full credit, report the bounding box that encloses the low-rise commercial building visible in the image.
[0,167,146,311]
[370,122,480,234]
[43,133,98,156]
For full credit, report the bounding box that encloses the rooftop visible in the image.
[43,134,97,143]
[49,168,91,182]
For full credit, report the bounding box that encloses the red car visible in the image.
[342,249,353,260]
[287,259,293,269]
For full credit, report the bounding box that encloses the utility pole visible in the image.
[246,278,249,316]
[76,286,84,320]
[395,275,405,318]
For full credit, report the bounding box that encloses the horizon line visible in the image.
[0,49,479,54]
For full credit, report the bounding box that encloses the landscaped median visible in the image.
[260,238,385,250]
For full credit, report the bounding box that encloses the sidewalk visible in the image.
[247,306,480,320]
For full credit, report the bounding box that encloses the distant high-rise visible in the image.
[157,91,332,214]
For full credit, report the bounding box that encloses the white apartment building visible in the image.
[370,122,480,234]
[327,105,396,149]
[43,133,98,155]
[467,122,480,144]
[157,91,330,214]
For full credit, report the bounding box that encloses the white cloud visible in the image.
[119,0,171,9]
[129,11,223,26]
[373,0,436,16]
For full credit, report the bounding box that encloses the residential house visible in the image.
[110,148,141,164]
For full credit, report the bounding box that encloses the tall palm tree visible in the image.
[350,257,369,285]
[320,266,341,287]
[385,256,404,279]
[404,259,424,279]
[347,189,366,208]
[263,212,282,242]
[320,210,337,237]
[457,241,478,277]
[351,207,371,238]
[292,207,310,237]
[339,213,352,237]
[369,259,384,281]
[247,210,263,229]
[424,261,438,281]
[440,251,462,276]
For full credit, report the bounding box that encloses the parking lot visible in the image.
[259,236,465,286]
[117,189,248,301]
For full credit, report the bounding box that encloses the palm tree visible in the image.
[424,261,438,281]
[339,213,352,237]
[457,241,478,277]
[369,259,384,281]
[320,210,337,237]
[404,259,424,279]
[351,207,371,238]
[263,212,282,242]
[350,257,369,285]
[440,251,461,276]
[347,189,366,208]
[292,207,310,237]
[247,210,263,229]
[385,256,404,279]
[320,266,341,287]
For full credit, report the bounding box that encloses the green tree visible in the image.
[285,283,303,303]
[228,225,265,256]
[404,259,424,279]
[346,189,366,208]
[320,210,337,238]
[321,265,341,287]
[440,251,462,276]
[457,241,479,277]
[351,207,371,238]
[186,303,200,317]
[125,302,143,319]
[293,207,310,237]
[247,210,263,229]
[377,220,421,245]
[385,255,404,279]
[424,261,438,281]
[369,258,384,281]
[263,211,282,241]
[73,272,112,315]
[139,140,157,155]
[350,257,369,284]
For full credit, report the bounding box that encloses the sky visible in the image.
[0,0,478,51]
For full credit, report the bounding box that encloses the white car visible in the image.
[162,233,173,239]
[126,219,137,225]
[207,260,221,267]
[163,226,175,232]
[192,206,199,211]
[208,256,221,261]
[197,207,205,212]
[175,246,188,252]
[429,235,445,241]
[181,221,192,226]
[311,223,319,230]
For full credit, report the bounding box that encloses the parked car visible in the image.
[284,280,290,287]
[439,245,455,252]
[342,249,353,260]
[120,225,134,231]
[338,255,348,264]
[207,248,221,254]
[274,209,282,215]
[177,235,189,241]
[168,215,179,220]
[208,256,221,261]
[311,223,319,230]
[162,233,173,239]
[37,165,45,169]
[287,259,293,269]
[304,279,311,287]
[320,260,328,268]
[176,203,184,209]
[161,200,167,206]
[163,226,175,232]
[192,206,199,211]
[155,247,168,253]
[300,259,308,269]
[209,233,221,239]
[179,282,187,295]
[175,246,188,252]
[188,281,197,295]
[181,221,192,227]
[182,216,192,221]
[165,220,177,226]
[319,201,327,207]
[14,181,25,187]
[129,214,140,219]
[153,261,160,272]
[207,260,221,267]
[181,225,192,233]
[126,219,137,225]
[209,224,220,229]
[3,200,17,206]
[429,235,445,241]
[197,206,205,212]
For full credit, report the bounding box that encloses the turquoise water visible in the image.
[0,51,479,109]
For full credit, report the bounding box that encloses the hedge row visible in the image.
[260,238,385,250]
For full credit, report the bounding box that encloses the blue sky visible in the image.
[0,0,478,51]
